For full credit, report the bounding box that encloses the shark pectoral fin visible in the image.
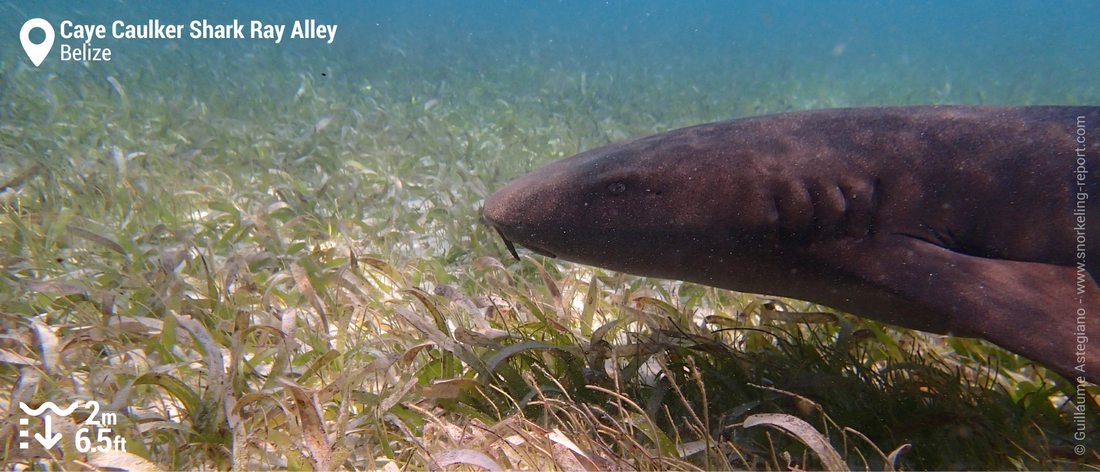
[833,236,1099,382]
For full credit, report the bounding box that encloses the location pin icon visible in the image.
[20,18,54,67]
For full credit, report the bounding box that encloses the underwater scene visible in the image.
[1,1,1098,469]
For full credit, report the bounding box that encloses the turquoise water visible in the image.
[6,1,1096,175]
[5,1,1098,112]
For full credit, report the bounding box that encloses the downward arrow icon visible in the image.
[34,415,61,449]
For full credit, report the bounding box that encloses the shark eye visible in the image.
[607,182,627,195]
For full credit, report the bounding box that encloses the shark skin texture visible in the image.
[484,106,1100,383]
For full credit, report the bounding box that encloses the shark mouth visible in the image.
[495,228,521,261]
[493,227,557,260]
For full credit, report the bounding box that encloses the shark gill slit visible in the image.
[868,177,882,235]
[836,182,852,234]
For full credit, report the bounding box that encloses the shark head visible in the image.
[482,123,787,284]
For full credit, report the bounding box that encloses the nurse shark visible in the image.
[483,106,1100,382]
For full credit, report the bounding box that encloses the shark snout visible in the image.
[481,193,522,260]
[481,183,525,235]
[481,191,512,231]
[483,182,529,260]
[482,181,559,259]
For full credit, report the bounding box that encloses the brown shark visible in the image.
[483,106,1100,383]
